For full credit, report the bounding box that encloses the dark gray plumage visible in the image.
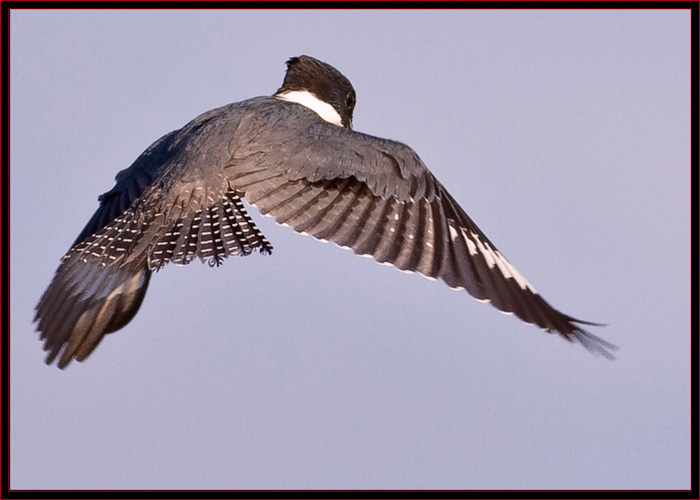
[35,55,616,368]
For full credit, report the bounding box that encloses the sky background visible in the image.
[10,9,690,490]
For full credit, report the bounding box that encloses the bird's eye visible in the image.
[346,92,356,109]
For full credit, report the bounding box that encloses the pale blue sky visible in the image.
[10,9,690,490]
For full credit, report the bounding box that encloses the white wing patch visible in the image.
[448,221,537,294]
[276,90,343,127]
[494,248,537,293]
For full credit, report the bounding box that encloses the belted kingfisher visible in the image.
[34,55,616,368]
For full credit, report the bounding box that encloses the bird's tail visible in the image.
[34,256,151,369]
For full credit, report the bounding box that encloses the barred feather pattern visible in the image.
[68,188,273,270]
[229,166,617,359]
[36,187,273,368]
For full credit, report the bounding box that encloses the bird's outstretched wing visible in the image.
[226,101,617,358]
[35,97,615,367]
[35,105,274,368]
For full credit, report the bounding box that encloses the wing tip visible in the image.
[565,318,618,360]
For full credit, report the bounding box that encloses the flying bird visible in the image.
[34,55,616,368]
